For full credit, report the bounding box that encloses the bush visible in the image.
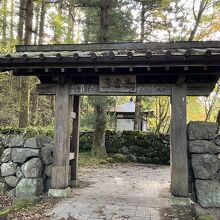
[112,154,128,163]
[79,130,170,165]
[0,126,54,138]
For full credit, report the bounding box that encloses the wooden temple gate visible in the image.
[0,42,220,198]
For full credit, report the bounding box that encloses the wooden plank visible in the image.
[51,83,71,189]
[70,96,81,186]
[16,41,220,52]
[36,83,211,96]
[170,84,188,197]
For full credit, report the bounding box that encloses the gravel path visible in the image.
[49,164,171,220]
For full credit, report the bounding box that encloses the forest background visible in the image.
[0,0,219,136]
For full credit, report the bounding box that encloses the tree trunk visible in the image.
[30,77,39,126]
[66,6,74,43]
[91,0,112,158]
[18,0,34,128]
[34,3,40,45]
[10,0,14,41]
[38,0,46,44]
[24,0,34,45]
[134,96,142,130]
[19,77,30,128]
[91,101,108,158]
[189,0,207,41]
[2,0,7,46]
[134,2,146,131]
[17,0,26,44]
[98,0,111,43]
[140,2,146,42]
[31,0,47,125]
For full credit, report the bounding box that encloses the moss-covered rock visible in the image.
[112,154,128,163]
[79,130,170,165]
[127,154,137,163]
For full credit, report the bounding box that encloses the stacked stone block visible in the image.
[0,134,53,198]
[188,121,220,208]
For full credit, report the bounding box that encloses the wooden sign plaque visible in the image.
[99,75,136,93]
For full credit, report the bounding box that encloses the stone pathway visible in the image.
[50,164,171,220]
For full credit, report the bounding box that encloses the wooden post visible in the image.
[51,83,71,189]
[70,96,81,186]
[170,83,188,197]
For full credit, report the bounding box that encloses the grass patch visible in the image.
[79,152,112,167]
[0,199,35,218]
[79,152,133,167]
[197,214,215,220]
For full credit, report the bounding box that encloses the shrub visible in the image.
[112,153,128,163]
[79,130,170,165]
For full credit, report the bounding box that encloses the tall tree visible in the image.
[189,0,216,41]
[17,0,26,44]
[134,1,145,131]
[2,0,8,46]
[39,0,46,44]
[91,0,112,158]
[133,0,163,130]
[18,0,34,128]
[80,0,136,157]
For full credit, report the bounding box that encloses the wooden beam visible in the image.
[70,96,81,187]
[170,83,188,197]
[51,83,71,189]
[177,73,186,84]
[36,83,212,96]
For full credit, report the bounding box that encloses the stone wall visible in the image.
[188,121,220,208]
[0,130,170,198]
[80,130,170,164]
[0,134,53,198]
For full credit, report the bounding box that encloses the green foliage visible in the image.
[83,1,137,43]
[79,130,170,164]
[197,214,215,220]
[0,126,54,138]
[112,153,128,163]
[79,152,111,167]
[0,199,35,218]
[0,73,20,126]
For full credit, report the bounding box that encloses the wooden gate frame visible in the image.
[45,83,188,197]
[1,41,220,198]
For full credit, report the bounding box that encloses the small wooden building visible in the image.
[0,41,220,198]
[108,98,153,131]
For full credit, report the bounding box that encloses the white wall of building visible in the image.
[117,119,134,131]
